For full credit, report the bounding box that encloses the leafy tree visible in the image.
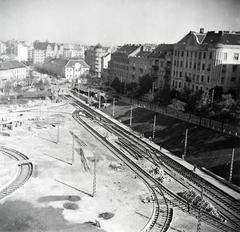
[210,86,223,102]
[154,87,171,106]
[35,80,45,91]
[111,77,122,93]
[136,74,153,96]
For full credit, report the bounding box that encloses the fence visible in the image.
[121,96,240,138]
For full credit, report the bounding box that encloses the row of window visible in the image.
[174,60,212,71]
[173,71,211,83]
[172,80,205,92]
[174,50,239,61]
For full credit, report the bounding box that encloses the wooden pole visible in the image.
[112,98,115,117]
[182,128,188,160]
[92,156,97,197]
[130,105,133,126]
[229,148,235,182]
[152,114,156,139]
[72,136,75,164]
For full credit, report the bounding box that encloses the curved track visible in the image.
[67,92,240,232]
[72,109,172,232]
[0,146,33,201]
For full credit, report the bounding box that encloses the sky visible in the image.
[0,0,240,46]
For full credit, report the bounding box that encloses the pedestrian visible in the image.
[193,164,196,172]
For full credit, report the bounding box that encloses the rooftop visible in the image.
[66,59,90,68]
[116,44,141,55]
[0,60,26,70]
[148,44,174,58]
[33,41,56,50]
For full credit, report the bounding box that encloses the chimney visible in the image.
[200,28,204,34]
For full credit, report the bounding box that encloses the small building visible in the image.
[65,59,90,82]
[0,60,27,91]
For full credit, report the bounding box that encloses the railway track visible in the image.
[67,92,240,231]
[72,109,172,232]
[0,147,33,201]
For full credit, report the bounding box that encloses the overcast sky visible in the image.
[0,0,240,45]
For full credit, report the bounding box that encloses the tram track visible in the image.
[67,92,240,231]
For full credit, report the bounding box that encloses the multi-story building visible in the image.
[85,44,110,78]
[148,44,174,89]
[109,44,142,85]
[65,59,90,82]
[0,42,6,55]
[33,41,62,64]
[16,43,28,62]
[128,50,151,84]
[0,60,27,91]
[171,29,240,95]
[63,44,84,59]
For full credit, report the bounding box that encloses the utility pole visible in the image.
[130,105,133,126]
[88,88,90,105]
[152,82,155,99]
[92,155,97,197]
[98,92,101,109]
[152,114,156,139]
[197,187,204,232]
[182,128,188,160]
[56,123,60,144]
[72,135,75,164]
[112,98,115,117]
[229,148,235,182]
[211,88,215,104]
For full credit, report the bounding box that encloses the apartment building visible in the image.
[85,44,111,78]
[16,43,28,62]
[128,50,151,84]
[171,29,240,95]
[148,44,174,89]
[109,44,142,84]
[63,44,84,59]
[33,41,62,64]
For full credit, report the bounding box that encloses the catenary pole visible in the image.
[153,114,156,139]
[229,148,235,182]
[182,128,188,160]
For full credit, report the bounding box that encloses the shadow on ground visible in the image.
[0,200,105,232]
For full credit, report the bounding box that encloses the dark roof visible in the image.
[33,41,56,50]
[0,60,26,70]
[177,31,206,46]
[135,51,151,58]
[66,59,90,68]
[45,58,69,66]
[202,31,240,45]
[116,44,141,55]
[148,44,174,58]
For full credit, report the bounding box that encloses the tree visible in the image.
[35,80,45,91]
[111,77,122,93]
[154,87,171,106]
[136,74,153,96]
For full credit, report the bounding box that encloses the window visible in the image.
[209,52,212,59]
[181,51,184,57]
[180,72,182,77]
[180,61,183,67]
[231,77,236,82]
[193,74,195,81]
[224,53,227,60]
[202,64,205,70]
[201,75,204,82]
[199,52,202,59]
[197,75,199,82]
[222,64,226,73]
[185,62,188,68]
[232,65,238,72]
[207,76,210,83]
[179,82,181,88]
[208,64,211,71]
[234,53,239,60]
[190,62,192,69]
[221,77,225,84]
[195,51,197,58]
[203,52,206,59]
[194,63,196,69]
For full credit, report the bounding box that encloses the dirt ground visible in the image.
[0,101,219,232]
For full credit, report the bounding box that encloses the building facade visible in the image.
[171,29,240,95]
[148,44,174,89]
[85,44,110,78]
[109,44,142,85]
[65,59,90,82]
[16,43,28,62]
[63,44,84,59]
[0,60,27,91]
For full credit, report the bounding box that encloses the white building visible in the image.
[171,29,240,94]
[16,43,28,62]
[65,59,90,82]
[0,60,27,91]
